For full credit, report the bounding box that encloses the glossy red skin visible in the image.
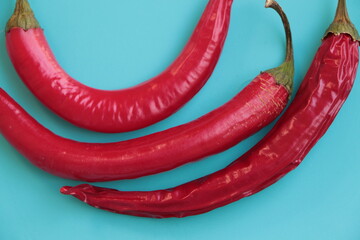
[0,71,288,182]
[61,34,359,218]
[5,0,233,133]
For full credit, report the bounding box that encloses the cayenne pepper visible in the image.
[5,0,233,133]
[61,0,360,218]
[0,0,294,182]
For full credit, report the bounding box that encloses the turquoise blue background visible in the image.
[1,0,360,239]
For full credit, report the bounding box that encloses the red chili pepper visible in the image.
[5,0,233,133]
[0,0,294,182]
[61,0,360,218]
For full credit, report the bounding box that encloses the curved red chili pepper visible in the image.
[61,0,360,218]
[5,0,233,133]
[0,0,294,182]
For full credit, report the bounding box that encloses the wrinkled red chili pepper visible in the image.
[61,0,360,218]
[0,0,294,182]
[5,0,232,133]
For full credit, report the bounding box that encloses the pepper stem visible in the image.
[324,0,359,42]
[6,0,40,33]
[264,0,294,93]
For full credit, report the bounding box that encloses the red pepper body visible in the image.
[0,72,289,182]
[61,34,359,218]
[6,0,232,133]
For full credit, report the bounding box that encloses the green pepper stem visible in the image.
[325,0,359,41]
[265,0,293,63]
[334,0,350,23]
[264,0,294,93]
[6,0,40,32]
